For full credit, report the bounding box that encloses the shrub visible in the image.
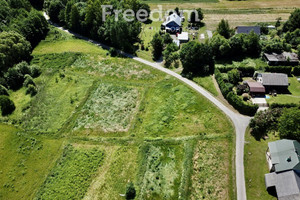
[228,69,240,85]
[0,95,15,116]
[0,85,9,96]
[125,182,136,200]
[26,85,38,96]
[23,74,35,87]
[16,61,31,76]
[293,66,300,76]
[270,103,299,109]
[265,66,292,75]
[109,47,118,57]
[30,65,41,78]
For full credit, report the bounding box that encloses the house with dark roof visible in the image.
[161,13,181,33]
[236,26,261,35]
[265,140,300,200]
[246,81,266,96]
[265,170,300,200]
[264,52,299,66]
[256,73,289,92]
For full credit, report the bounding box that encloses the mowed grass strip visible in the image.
[35,144,104,200]
[72,55,161,82]
[73,83,140,133]
[0,124,63,200]
[33,39,107,55]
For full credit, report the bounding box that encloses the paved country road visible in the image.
[44,13,250,200]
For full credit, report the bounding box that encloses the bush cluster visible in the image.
[215,69,258,116]
[5,62,40,92]
[216,66,255,77]
[227,92,258,116]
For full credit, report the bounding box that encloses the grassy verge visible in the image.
[193,75,219,96]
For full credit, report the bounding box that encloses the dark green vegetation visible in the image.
[0,26,234,199]
[215,69,258,116]
[250,107,300,141]
[0,0,48,117]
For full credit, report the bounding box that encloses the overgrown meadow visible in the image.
[0,27,234,200]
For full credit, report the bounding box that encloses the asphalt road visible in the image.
[43,13,251,200]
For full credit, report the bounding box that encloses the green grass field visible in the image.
[0,26,234,200]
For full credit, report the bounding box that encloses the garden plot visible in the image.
[190,139,231,200]
[74,83,140,133]
[35,145,104,200]
[72,56,159,81]
[137,144,183,199]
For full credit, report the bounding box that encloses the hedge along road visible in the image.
[44,12,251,200]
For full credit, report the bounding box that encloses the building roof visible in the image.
[162,13,181,27]
[236,26,261,35]
[283,52,299,62]
[268,139,300,172]
[265,171,300,200]
[247,81,266,93]
[178,32,189,41]
[264,52,299,63]
[259,73,289,87]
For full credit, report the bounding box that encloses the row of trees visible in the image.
[44,0,150,52]
[0,0,47,116]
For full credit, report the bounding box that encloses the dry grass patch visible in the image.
[73,83,140,133]
[190,139,231,200]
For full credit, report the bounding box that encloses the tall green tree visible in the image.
[70,4,80,32]
[217,19,232,39]
[0,31,31,71]
[279,108,300,140]
[180,41,214,75]
[151,33,163,61]
[283,9,300,32]
[210,34,231,59]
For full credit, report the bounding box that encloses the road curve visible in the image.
[43,13,250,200]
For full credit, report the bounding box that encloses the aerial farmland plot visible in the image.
[1,0,299,199]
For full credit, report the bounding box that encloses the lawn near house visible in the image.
[266,76,300,105]
[244,128,278,200]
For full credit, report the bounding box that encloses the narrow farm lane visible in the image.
[43,12,250,200]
